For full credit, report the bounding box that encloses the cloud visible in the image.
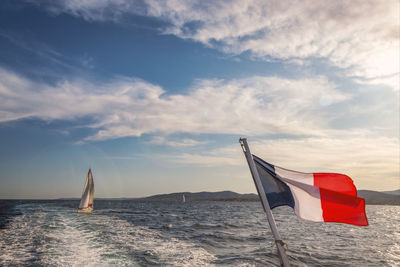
[148,0,399,89]
[34,0,144,22]
[0,30,72,70]
[165,134,399,190]
[168,152,241,167]
[34,0,400,90]
[1,65,397,189]
[0,67,351,140]
[149,136,207,147]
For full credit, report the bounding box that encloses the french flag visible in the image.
[253,155,368,226]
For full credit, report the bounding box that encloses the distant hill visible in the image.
[358,190,400,205]
[142,191,258,202]
[381,189,400,195]
[57,190,399,205]
[143,190,399,205]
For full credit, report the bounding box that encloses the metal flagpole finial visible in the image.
[239,138,247,153]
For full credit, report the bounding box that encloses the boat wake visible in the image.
[1,201,398,266]
[0,203,216,266]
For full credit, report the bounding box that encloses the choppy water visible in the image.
[0,200,398,266]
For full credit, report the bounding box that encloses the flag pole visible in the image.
[239,138,290,267]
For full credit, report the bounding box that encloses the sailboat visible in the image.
[182,194,186,203]
[77,168,94,213]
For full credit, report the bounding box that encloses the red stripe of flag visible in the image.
[314,173,368,226]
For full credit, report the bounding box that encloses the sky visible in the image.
[0,0,399,199]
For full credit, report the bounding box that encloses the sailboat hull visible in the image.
[77,207,93,213]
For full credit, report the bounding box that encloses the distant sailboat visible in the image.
[78,168,94,213]
[182,194,186,203]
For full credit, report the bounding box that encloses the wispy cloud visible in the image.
[0,29,97,79]
[34,0,145,22]
[0,67,352,141]
[164,134,399,190]
[149,136,207,147]
[168,152,242,167]
[34,0,400,90]
[0,30,71,69]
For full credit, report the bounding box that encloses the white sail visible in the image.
[78,169,94,212]
[88,170,94,205]
[182,194,186,203]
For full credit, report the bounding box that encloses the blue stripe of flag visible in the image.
[252,155,295,209]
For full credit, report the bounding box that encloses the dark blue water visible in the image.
[0,200,398,266]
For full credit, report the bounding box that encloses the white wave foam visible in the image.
[0,203,216,266]
[0,204,48,265]
[105,219,217,266]
[0,204,137,266]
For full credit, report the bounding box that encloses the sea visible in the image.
[0,200,398,266]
